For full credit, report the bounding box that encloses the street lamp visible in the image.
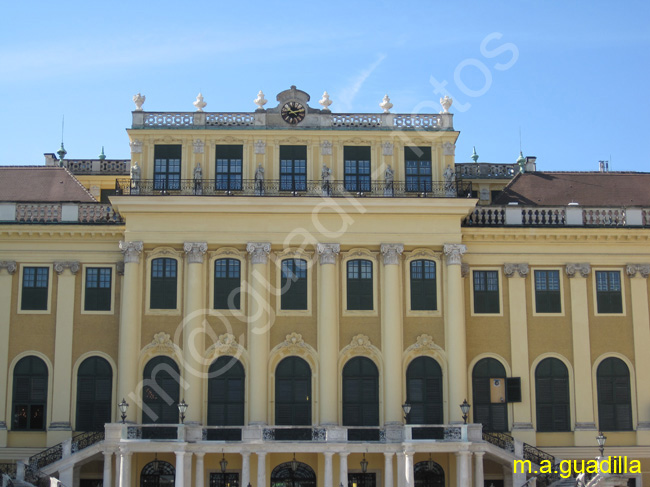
[402,403,411,422]
[597,431,607,457]
[291,453,298,473]
[177,399,188,424]
[220,452,228,473]
[360,453,368,474]
[426,453,435,472]
[118,398,129,424]
[460,399,471,424]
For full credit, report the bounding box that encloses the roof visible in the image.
[0,166,96,203]
[492,172,650,207]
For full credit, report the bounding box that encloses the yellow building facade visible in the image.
[0,87,647,487]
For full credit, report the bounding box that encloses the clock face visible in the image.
[281,101,306,125]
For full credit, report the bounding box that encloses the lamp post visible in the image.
[177,399,188,424]
[597,431,607,457]
[220,452,228,473]
[402,403,411,423]
[426,454,435,472]
[460,399,471,424]
[118,398,129,424]
[360,453,368,474]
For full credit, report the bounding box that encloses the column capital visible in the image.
[473,451,485,458]
[443,244,466,265]
[54,261,80,275]
[119,240,144,264]
[0,261,16,275]
[504,263,529,278]
[184,242,208,264]
[626,264,650,278]
[194,452,206,459]
[565,263,591,278]
[383,452,394,458]
[317,243,340,265]
[323,451,334,457]
[339,452,350,458]
[247,242,271,264]
[381,243,404,265]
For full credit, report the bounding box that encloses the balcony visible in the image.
[115,179,473,198]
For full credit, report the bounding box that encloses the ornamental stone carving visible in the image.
[0,261,17,274]
[380,95,393,113]
[254,140,266,154]
[119,241,144,264]
[129,139,143,153]
[440,95,452,114]
[461,263,470,278]
[254,91,268,110]
[321,141,332,156]
[565,263,591,278]
[347,334,373,351]
[504,263,529,278]
[626,264,650,278]
[193,139,204,154]
[205,333,242,357]
[116,261,125,276]
[381,243,404,265]
[410,334,443,352]
[443,244,466,266]
[54,261,80,275]
[142,332,180,358]
[442,141,455,156]
[280,332,308,353]
[193,92,207,112]
[184,242,208,264]
[132,93,145,111]
[317,243,340,265]
[319,91,332,111]
[382,142,394,156]
[247,242,271,264]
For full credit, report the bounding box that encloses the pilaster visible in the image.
[0,261,16,447]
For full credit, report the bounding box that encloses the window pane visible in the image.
[534,270,561,313]
[151,258,177,309]
[85,267,112,311]
[281,259,308,310]
[21,267,49,310]
[347,259,373,310]
[410,260,436,311]
[473,271,499,314]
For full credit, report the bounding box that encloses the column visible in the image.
[404,452,414,487]
[396,452,406,487]
[49,261,80,445]
[59,465,74,487]
[384,453,394,487]
[183,242,208,423]
[0,261,16,447]
[339,452,349,487]
[257,452,267,487]
[119,447,132,487]
[115,453,121,487]
[455,451,471,487]
[324,452,334,487]
[103,451,113,487]
[241,452,251,487]
[381,243,405,425]
[473,452,484,487]
[195,452,205,487]
[117,241,143,422]
[566,263,597,444]
[627,264,650,442]
[502,465,513,487]
[175,451,186,487]
[443,244,468,423]
[504,263,535,444]
[317,244,340,425]
[247,243,271,424]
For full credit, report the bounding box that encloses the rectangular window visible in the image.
[21,267,49,311]
[410,260,437,310]
[347,260,373,310]
[596,271,623,313]
[153,145,182,191]
[84,267,112,311]
[279,146,307,191]
[215,145,243,191]
[534,270,561,313]
[344,146,371,192]
[281,259,308,310]
[150,258,177,309]
[214,259,241,310]
[405,147,432,193]
[473,270,499,314]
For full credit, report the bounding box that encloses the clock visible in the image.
[281,101,306,125]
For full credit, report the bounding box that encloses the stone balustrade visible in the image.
[455,163,518,179]
[0,203,122,224]
[44,155,130,175]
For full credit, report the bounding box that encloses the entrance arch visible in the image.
[140,460,174,487]
[271,462,316,487]
[414,460,445,487]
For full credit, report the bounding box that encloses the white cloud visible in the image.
[335,54,387,112]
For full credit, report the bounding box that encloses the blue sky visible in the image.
[1,0,649,171]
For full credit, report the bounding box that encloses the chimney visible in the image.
[524,156,537,172]
[44,153,58,166]
[599,160,609,172]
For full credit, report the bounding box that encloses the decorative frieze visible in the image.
[321,141,332,156]
[184,242,208,264]
[442,141,456,156]
[626,264,650,278]
[119,241,144,264]
[443,244,466,266]
[247,242,271,264]
[380,243,404,265]
[54,261,80,275]
[0,261,16,274]
[317,243,340,265]
[503,263,529,278]
[254,140,266,154]
[193,139,204,154]
[565,263,591,278]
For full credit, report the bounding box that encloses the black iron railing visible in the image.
[29,442,63,471]
[115,179,472,199]
[482,431,515,452]
[523,442,555,466]
[0,463,16,478]
[71,430,105,453]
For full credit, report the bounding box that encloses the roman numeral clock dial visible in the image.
[281,101,306,125]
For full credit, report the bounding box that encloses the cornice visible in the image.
[0,228,124,239]
[462,228,650,243]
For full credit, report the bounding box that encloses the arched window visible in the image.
[342,357,379,426]
[535,358,570,432]
[472,358,508,432]
[406,357,443,424]
[142,357,180,424]
[275,357,311,425]
[12,356,48,430]
[281,259,308,310]
[76,357,112,431]
[208,356,245,426]
[150,258,177,309]
[414,460,445,487]
[347,259,373,310]
[271,461,316,487]
[410,260,437,310]
[141,460,175,487]
[597,357,632,431]
[214,258,240,310]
